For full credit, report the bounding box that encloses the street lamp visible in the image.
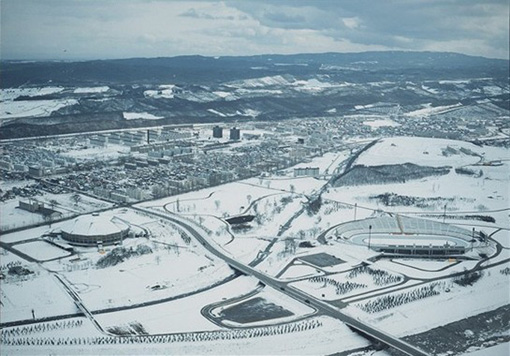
[354,203,357,221]
[368,225,372,250]
[443,204,447,223]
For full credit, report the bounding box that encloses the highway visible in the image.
[135,206,431,356]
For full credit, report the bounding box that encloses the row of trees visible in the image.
[2,319,323,346]
[0,261,23,272]
[179,230,191,245]
[308,276,367,295]
[347,266,402,286]
[2,320,83,337]
[357,283,442,314]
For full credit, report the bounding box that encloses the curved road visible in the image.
[134,206,431,356]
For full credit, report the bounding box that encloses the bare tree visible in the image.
[71,194,81,206]
[49,199,59,210]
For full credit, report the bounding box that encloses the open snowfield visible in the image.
[0,192,114,231]
[73,86,109,94]
[464,342,510,356]
[123,112,163,120]
[142,181,279,217]
[345,264,510,338]
[405,103,463,118]
[326,137,509,220]
[355,136,487,167]
[95,276,260,334]
[13,240,71,261]
[61,246,233,310]
[0,99,78,120]
[1,270,79,324]
[0,87,65,101]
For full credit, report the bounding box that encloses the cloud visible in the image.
[228,0,509,59]
[342,17,361,30]
[0,0,508,60]
[179,7,240,20]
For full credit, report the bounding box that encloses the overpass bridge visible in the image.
[135,206,430,356]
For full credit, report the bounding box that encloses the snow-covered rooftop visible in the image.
[60,213,128,237]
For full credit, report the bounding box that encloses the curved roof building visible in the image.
[334,215,472,256]
[60,213,129,246]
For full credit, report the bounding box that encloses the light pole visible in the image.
[354,203,357,221]
[443,204,447,223]
[368,225,372,250]
[471,228,475,251]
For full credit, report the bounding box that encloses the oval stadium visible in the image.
[334,215,474,257]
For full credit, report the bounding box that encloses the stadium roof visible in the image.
[60,213,128,237]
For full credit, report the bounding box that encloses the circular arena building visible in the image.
[59,213,129,246]
[334,215,473,257]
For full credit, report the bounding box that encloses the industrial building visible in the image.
[213,125,223,138]
[230,127,240,140]
[294,167,320,177]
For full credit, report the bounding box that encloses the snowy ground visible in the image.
[1,136,508,355]
[1,269,79,323]
[123,112,163,120]
[73,86,109,94]
[0,192,114,231]
[1,315,370,356]
[0,99,78,120]
[13,241,71,261]
[0,87,65,101]
[344,264,510,338]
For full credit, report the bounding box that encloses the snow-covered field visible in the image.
[326,137,509,218]
[1,136,508,355]
[13,241,71,261]
[345,265,510,338]
[0,192,114,231]
[405,103,463,118]
[0,87,65,101]
[123,112,164,120]
[73,86,109,94]
[1,270,79,323]
[0,98,78,120]
[355,136,485,167]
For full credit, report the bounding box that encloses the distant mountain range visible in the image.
[1,51,508,139]
[2,51,508,87]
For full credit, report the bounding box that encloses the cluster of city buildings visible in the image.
[1,112,507,206]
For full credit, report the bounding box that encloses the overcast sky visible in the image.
[1,0,509,60]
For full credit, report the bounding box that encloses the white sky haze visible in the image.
[1,0,509,60]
